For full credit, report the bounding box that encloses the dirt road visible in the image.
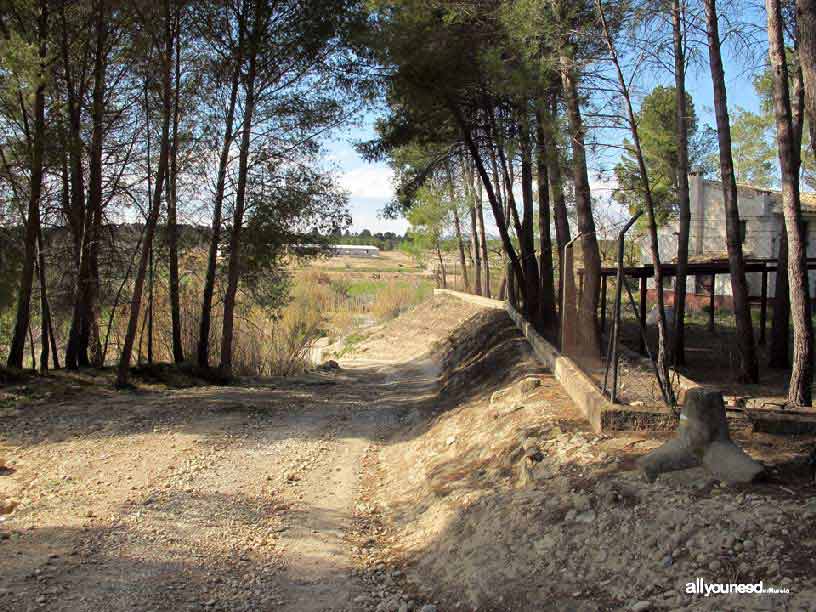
[0,298,477,612]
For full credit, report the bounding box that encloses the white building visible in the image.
[642,174,816,306]
[329,244,380,257]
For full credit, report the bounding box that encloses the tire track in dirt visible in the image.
[0,296,479,612]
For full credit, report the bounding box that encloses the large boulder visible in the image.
[637,388,763,484]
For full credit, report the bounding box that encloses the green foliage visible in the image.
[613,85,716,225]
[727,66,816,190]
[403,182,454,262]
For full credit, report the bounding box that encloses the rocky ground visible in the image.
[1,294,815,612]
[361,303,816,612]
[0,296,480,612]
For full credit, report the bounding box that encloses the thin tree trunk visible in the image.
[220,0,263,376]
[7,0,47,370]
[462,158,483,296]
[449,102,525,301]
[83,0,108,368]
[473,163,491,297]
[769,227,791,368]
[518,117,542,326]
[168,1,184,363]
[768,34,807,370]
[102,227,144,365]
[36,230,50,373]
[598,0,674,404]
[468,201,482,295]
[767,0,813,405]
[536,107,558,341]
[558,47,602,358]
[797,0,816,159]
[147,245,154,364]
[452,208,469,291]
[704,0,759,383]
[62,2,89,370]
[541,92,570,313]
[117,0,173,386]
[672,0,691,367]
[28,321,36,369]
[198,25,243,368]
[446,165,469,291]
[436,246,446,288]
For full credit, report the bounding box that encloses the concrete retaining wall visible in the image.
[434,289,675,432]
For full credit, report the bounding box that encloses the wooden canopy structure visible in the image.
[577,258,816,355]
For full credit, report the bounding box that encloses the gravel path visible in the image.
[0,298,466,612]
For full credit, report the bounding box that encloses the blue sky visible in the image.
[327,13,772,236]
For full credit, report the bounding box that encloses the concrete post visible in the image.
[637,388,763,484]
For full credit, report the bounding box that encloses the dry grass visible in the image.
[2,249,434,379]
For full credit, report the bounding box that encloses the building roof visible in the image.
[331,244,380,251]
[729,179,816,214]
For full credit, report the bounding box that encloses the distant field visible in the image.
[296,250,427,275]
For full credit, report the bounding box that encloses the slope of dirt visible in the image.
[363,307,816,612]
[0,295,481,612]
[3,295,816,612]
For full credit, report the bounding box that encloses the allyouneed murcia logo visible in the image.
[685,578,790,597]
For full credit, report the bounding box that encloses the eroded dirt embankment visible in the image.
[2,295,816,612]
[360,304,816,612]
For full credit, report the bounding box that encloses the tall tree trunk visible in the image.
[468,202,482,295]
[61,2,89,370]
[168,1,184,363]
[768,35,807,370]
[519,118,542,326]
[672,0,691,367]
[36,230,50,373]
[198,41,243,368]
[220,0,263,376]
[797,0,816,159]
[83,0,108,368]
[471,161,491,297]
[541,92,570,314]
[117,0,173,386]
[436,246,447,289]
[452,208,469,291]
[7,0,47,370]
[147,244,154,364]
[535,108,558,340]
[198,32,243,369]
[704,0,759,383]
[767,0,813,405]
[477,184,491,297]
[447,165,469,291]
[559,50,602,358]
[462,158,482,295]
[449,101,525,302]
[769,227,791,368]
[598,0,674,404]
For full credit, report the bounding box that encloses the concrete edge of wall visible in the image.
[434,288,675,433]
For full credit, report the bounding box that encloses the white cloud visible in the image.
[339,164,395,201]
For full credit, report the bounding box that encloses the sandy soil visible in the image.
[3,294,816,612]
[362,305,816,612]
[0,296,480,612]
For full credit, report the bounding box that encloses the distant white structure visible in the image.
[642,174,816,305]
[330,244,380,257]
